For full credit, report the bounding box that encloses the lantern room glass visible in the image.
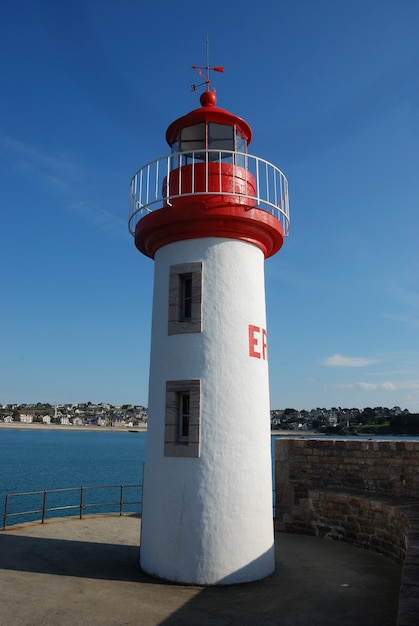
[172,123,247,165]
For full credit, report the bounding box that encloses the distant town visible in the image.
[272,406,419,435]
[1,402,419,434]
[0,402,147,429]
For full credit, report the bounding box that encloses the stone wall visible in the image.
[275,438,419,509]
[277,488,410,563]
[274,437,419,626]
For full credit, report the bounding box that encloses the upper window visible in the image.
[174,123,247,164]
[208,123,234,151]
[168,262,203,335]
[181,275,192,321]
[235,130,246,154]
[179,123,205,153]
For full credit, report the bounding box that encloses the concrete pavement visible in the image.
[0,515,401,625]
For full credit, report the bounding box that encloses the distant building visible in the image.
[18,413,33,423]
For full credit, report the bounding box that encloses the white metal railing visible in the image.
[128,150,290,237]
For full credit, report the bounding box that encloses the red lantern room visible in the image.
[129,89,289,260]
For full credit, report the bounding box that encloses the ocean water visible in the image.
[1,429,279,527]
[2,429,417,527]
[0,429,146,526]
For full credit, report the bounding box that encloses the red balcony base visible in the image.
[135,199,284,259]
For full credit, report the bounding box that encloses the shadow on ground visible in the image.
[0,517,402,626]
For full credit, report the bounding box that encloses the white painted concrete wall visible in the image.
[140,237,275,584]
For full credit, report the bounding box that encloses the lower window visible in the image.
[164,380,201,457]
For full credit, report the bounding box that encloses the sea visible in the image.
[0,429,146,527]
[1,428,418,527]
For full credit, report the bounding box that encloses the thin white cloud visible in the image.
[1,136,78,178]
[382,312,419,330]
[387,280,419,309]
[381,382,397,391]
[332,381,419,392]
[68,200,126,240]
[323,353,379,367]
[357,382,378,390]
[382,276,419,329]
[1,135,125,239]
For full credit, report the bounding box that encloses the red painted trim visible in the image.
[134,200,284,259]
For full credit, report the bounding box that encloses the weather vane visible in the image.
[191,33,224,93]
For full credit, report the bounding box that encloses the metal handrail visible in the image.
[2,483,142,530]
[128,149,290,238]
[2,483,277,530]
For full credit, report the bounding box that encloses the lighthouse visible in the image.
[128,70,289,585]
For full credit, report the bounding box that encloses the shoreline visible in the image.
[0,422,147,433]
[1,423,417,439]
[0,423,316,436]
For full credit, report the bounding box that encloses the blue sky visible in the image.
[1,0,418,411]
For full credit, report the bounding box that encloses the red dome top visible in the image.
[199,90,217,107]
[165,92,252,147]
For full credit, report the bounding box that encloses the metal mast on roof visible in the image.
[191,33,224,93]
[206,32,209,84]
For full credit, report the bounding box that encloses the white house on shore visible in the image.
[18,413,33,423]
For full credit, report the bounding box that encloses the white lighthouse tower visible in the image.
[128,70,289,585]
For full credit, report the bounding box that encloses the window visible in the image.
[181,275,192,321]
[179,123,205,152]
[168,262,202,335]
[179,391,190,440]
[164,380,201,457]
[176,123,247,164]
[208,123,234,152]
[235,129,246,154]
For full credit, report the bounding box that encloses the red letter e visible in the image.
[248,325,261,359]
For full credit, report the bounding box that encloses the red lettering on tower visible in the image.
[248,325,268,361]
[248,325,261,359]
[262,328,267,361]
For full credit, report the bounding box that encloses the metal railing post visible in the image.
[155,160,159,201]
[41,490,47,524]
[80,486,84,519]
[3,494,9,530]
[255,157,260,205]
[119,485,124,516]
[166,156,171,204]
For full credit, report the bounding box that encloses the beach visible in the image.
[0,422,147,433]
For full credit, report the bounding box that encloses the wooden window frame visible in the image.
[168,262,203,335]
[164,380,201,458]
